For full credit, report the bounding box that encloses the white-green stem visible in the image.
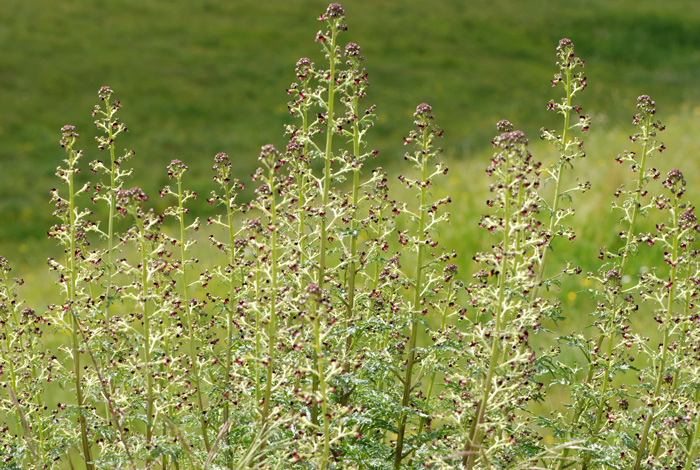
[394,130,429,470]
[262,165,279,425]
[464,149,512,470]
[632,196,679,470]
[176,174,211,451]
[66,147,94,470]
[313,22,338,427]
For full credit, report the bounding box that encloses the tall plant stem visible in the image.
[104,132,117,345]
[341,94,362,405]
[393,132,429,470]
[410,278,455,464]
[532,65,572,301]
[313,24,338,426]
[557,127,651,470]
[137,220,154,451]
[464,152,512,470]
[223,186,237,469]
[313,298,331,470]
[67,151,94,470]
[262,165,279,424]
[176,175,211,452]
[632,200,678,470]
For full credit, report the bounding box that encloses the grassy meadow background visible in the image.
[1,0,700,356]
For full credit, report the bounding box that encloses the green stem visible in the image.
[105,125,116,345]
[262,166,278,424]
[341,94,362,405]
[313,299,331,470]
[633,199,678,470]
[557,120,651,470]
[67,151,94,470]
[532,64,571,301]
[177,175,211,451]
[314,23,338,426]
[223,185,237,470]
[394,132,429,470]
[138,219,154,451]
[464,147,512,470]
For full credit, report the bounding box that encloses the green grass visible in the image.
[1,0,699,243]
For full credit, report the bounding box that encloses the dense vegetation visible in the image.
[2,1,700,469]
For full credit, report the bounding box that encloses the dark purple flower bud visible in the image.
[59,125,79,148]
[295,57,313,79]
[605,269,622,288]
[214,152,230,167]
[259,144,281,169]
[444,263,458,281]
[233,237,248,250]
[345,42,361,57]
[247,218,262,231]
[117,187,149,205]
[636,95,656,115]
[679,208,697,230]
[325,3,345,20]
[496,120,513,132]
[494,130,529,148]
[414,103,433,119]
[98,86,114,101]
[666,169,683,184]
[166,159,189,179]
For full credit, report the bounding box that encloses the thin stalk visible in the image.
[176,175,211,451]
[254,257,262,407]
[67,150,94,470]
[464,152,511,470]
[1,270,22,435]
[531,64,572,301]
[314,23,338,426]
[313,299,331,470]
[138,218,154,450]
[223,185,237,470]
[341,94,362,405]
[591,296,618,434]
[557,123,651,470]
[632,201,679,470]
[104,128,117,344]
[393,131,429,470]
[410,277,455,463]
[262,165,279,424]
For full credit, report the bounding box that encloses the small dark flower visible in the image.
[325,3,345,20]
[496,120,513,132]
[233,237,248,250]
[414,103,433,119]
[679,209,697,230]
[494,130,529,148]
[59,125,79,148]
[444,263,458,281]
[636,95,656,115]
[259,144,280,165]
[98,86,114,101]
[345,42,361,57]
[166,159,189,179]
[604,269,622,290]
[557,38,573,50]
[665,169,684,184]
[295,57,313,79]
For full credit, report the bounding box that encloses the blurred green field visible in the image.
[1,0,699,244]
